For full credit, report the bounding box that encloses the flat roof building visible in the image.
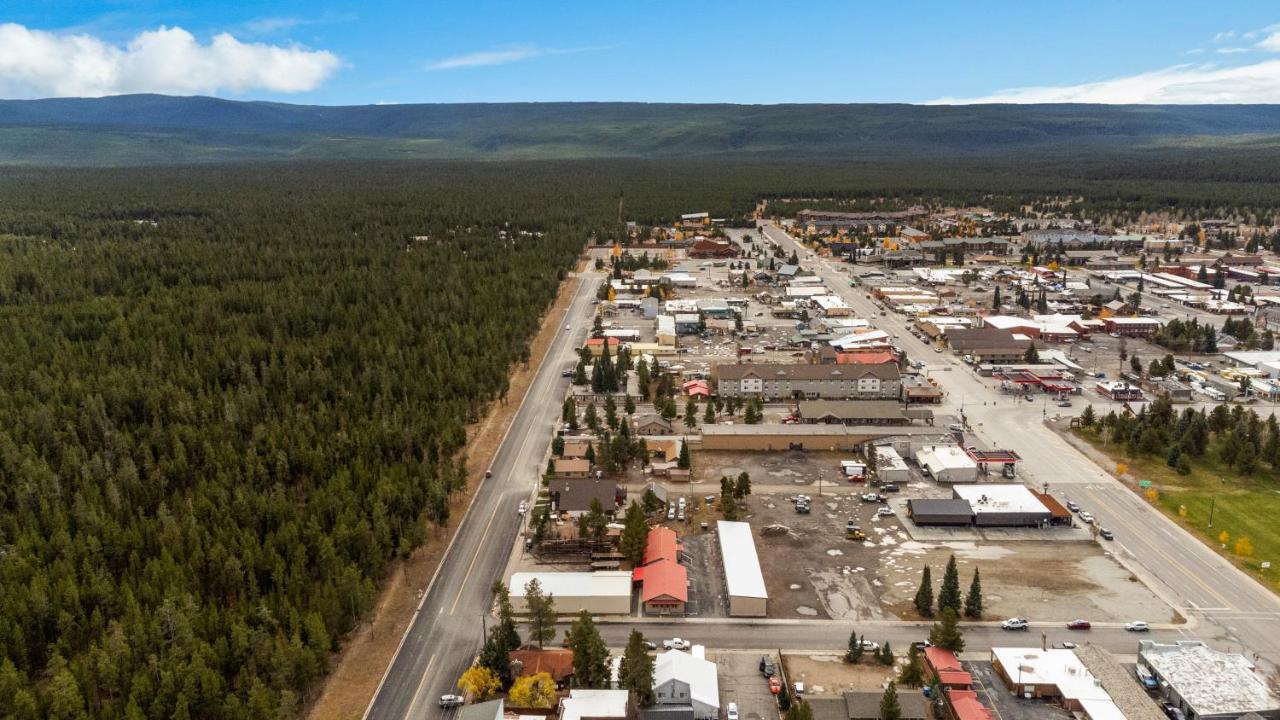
[990,647,1127,720]
[510,571,633,616]
[874,445,909,485]
[1139,641,1280,720]
[952,484,1051,527]
[560,689,631,720]
[915,444,979,484]
[907,498,975,526]
[716,521,767,617]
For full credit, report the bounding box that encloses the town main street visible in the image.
[364,274,601,720]
[754,223,1280,669]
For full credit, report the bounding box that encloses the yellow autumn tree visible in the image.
[1144,489,1159,503]
[1234,537,1254,558]
[457,665,501,702]
[509,671,558,709]
[1218,530,1230,547]
[1116,462,1128,477]
[1178,505,1188,518]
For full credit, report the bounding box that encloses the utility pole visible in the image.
[1208,496,1216,528]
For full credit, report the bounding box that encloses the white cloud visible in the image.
[1258,26,1280,51]
[1213,30,1237,42]
[0,23,341,97]
[423,44,607,71]
[1217,47,1250,54]
[929,60,1280,104]
[241,17,304,35]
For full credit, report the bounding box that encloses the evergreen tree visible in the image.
[928,608,965,653]
[618,630,656,705]
[568,611,610,688]
[624,394,637,415]
[913,566,935,618]
[846,631,864,663]
[898,644,925,687]
[677,441,691,470]
[620,501,648,565]
[523,579,558,649]
[684,397,698,428]
[937,555,961,614]
[703,401,716,425]
[880,682,902,720]
[963,569,984,619]
[878,642,894,666]
[735,471,752,499]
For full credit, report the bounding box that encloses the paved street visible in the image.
[364,274,600,720]
[755,223,1280,669]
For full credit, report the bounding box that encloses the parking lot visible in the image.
[969,660,1074,720]
[713,651,779,720]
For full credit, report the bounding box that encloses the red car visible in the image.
[1066,619,1092,630]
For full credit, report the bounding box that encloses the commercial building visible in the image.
[699,424,945,452]
[716,521,768,617]
[715,362,902,401]
[653,646,719,719]
[1103,317,1164,337]
[795,400,915,426]
[1139,640,1280,720]
[924,647,974,690]
[1095,381,1144,401]
[952,484,1051,527]
[874,445,910,485]
[635,527,688,615]
[990,647,1129,720]
[509,572,633,615]
[915,444,979,484]
[907,498,975,526]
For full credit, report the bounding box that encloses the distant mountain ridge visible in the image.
[1,95,1279,165]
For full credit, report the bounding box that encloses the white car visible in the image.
[439,694,465,708]
[663,638,691,650]
[859,640,880,651]
[517,500,528,515]
[877,507,894,517]
[1125,621,1150,632]
[1001,618,1030,631]
[727,702,739,720]
[1079,512,1095,525]
[667,505,676,521]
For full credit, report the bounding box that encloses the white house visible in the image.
[654,646,719,719]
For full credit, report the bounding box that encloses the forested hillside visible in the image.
[0,162,613,719]
[3,95,1280,164]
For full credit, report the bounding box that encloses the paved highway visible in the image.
[364,273,600,719]
[752,223,1280,669]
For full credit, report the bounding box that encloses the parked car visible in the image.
[1001,618,1030,631]
[768,676,782,694]
[727,703,739,720]
[1057,641,1078,649]
[759,656,776,676]
[1079,512,1095,524]
[643,641,657,650]
[1125,621,1150,632]
[663,638,691,650]
[877,507,895,517]
[858,640,880,651]
[911,640,932,651]
[861,493,886,503]
[1099,528,1114,540]
[667,504,676,521]
[1066,501,1080,512]
[880,483,900,493]
[794,681,805,696]
[439,695,465,708]
[1066,619,1092,630]
[561,368,574,378]
[795,502,811,515]
[517,501,528,515]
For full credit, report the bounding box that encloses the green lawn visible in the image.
[1073,428,1280,594]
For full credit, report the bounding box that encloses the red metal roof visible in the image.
[643,527,681,566]
[938,670,973,688]
[924,646,962,673]
[947,690,993,720]
[835,351,895,365]
[639,558,687,603]
[509,648,575,682]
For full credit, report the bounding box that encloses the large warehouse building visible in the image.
[716,521,768,617]
[915,445,980,484]
[1139,641,1280,720]
[952,485,1052,527]
[509,571,632,615]
[908,498,976,526]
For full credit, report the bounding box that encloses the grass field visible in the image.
[1073,428,1280,594]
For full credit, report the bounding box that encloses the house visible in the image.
[653,646,719,719]
[715,363,902,401]
[656,315,677,345]
[459,699,504,720]
[682,380,711,398]
[552,478,624,516]
[924,647,974,689]
[810,691,928,720]
[562,440,593,459]
[554,457,592,479]
[633,413,674,436]
[560,689,632,720]
[585,337,623,357]
[509,648,575,687]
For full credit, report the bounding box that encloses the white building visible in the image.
[509,572,632,615]
[874,446,909,485]
[952,484,1050,527]
[560,689,630,720]
[915,445,979,484]
[1139,641,1280,720]
[654,645,719,719]
[716,521,767,617]
[990,648,1126,720]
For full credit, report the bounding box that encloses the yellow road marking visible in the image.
[403,653,438,720]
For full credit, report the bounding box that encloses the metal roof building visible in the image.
[1139,641,1280,720]
[509,571,633,616]
[952,484,1051,527]
[716,521,768,617]
[907,498,975,526]
[915,444,979,484]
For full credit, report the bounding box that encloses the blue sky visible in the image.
[4,1,1280,104]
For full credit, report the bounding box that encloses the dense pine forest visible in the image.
[0,157,1278,719]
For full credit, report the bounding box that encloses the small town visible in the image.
[426,207,1280,720]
